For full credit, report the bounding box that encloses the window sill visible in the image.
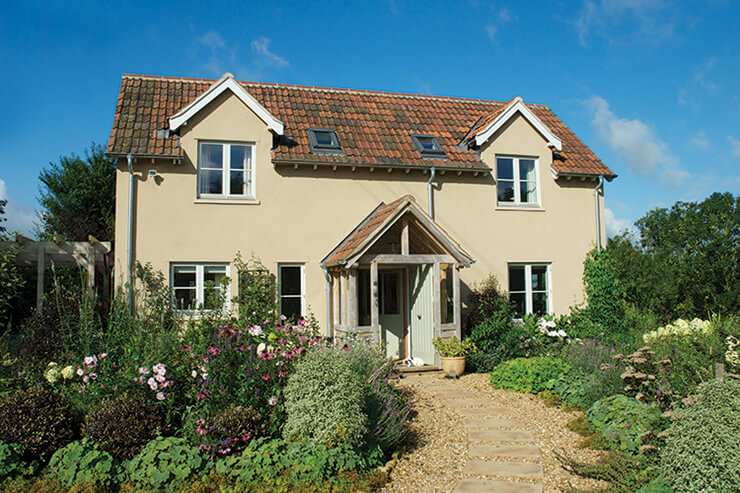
[194,198,260,205]
[496,205,545,212]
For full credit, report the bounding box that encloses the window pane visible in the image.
[382,273,399,315]
[200,144,223,169]
[520,180,536,203]
[174,288,196,310]
[519,160,535,180]
[497,158,513,180]
[280,266,301,296]
[230,145,248,170]
[173,267,196,287]
[205,266,226,285]
[230,171,244,195]
[419,137,437,151]
[443,267,454,324]
[199,169,222,194]
[509,265,525,292]
[510,293,526,317]
[497,180,515,202]
[358,270,370,326]
[531,266,547,291]
[281,297,302,321]
[532,292,548,315]
[315,131,334,146]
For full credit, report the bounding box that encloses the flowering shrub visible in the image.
[643,318,712,344]
[726,335,740,371]
[366,370,411,453]
[136,363,173,401]
[556,339,625,409]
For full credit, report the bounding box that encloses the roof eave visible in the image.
[474,97,562,151]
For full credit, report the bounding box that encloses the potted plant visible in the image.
[432,336,477,377]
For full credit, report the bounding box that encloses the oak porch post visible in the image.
[433,261,442,365]
[348,269,358,331]
[370,261,379,342]
[453,264,461,338]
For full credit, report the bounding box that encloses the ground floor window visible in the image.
[279,264,305,321]
[171,263,229,311]
[508,263,550,316]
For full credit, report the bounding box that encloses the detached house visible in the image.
[106,72,616,366]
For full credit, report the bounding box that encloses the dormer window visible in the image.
[308,128,342,154]
[411,134,446,158]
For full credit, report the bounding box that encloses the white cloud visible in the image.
[486,6,515,42]
[689,130,711,150]
[250,37,289,68]
[678,58,720,107]
[604,207,634,238]
[574,0,675,47]
[191,32,288,80]
[693,57,718,93]
[0,179,38,236]
[728,136,740,157]
[585,95,689,187]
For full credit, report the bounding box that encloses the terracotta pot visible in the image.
[440,356,466,377]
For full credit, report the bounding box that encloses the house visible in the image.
[106,72,616,366]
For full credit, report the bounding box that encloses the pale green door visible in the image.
[379,270,404,360]
[408,265,435,365]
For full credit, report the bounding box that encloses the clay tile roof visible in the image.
[107,73,616,177]
[323,195,412,266]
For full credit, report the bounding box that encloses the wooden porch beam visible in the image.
[370,261,379,342]
[401,219,409,256]
[348,269,358,331]
[433,262,442,366]
[357,253,455,265]
[453,265,461,338]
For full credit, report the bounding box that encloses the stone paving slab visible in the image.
[468,444,540,458]
[428,390,479,398]
[468,430,535,442]
[462,417,526,428]
[445,398,500,408]
[463,460,544,477]
[455,407,511,416]
[454,479,543,493]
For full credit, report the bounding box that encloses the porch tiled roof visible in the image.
[107,74,616,177]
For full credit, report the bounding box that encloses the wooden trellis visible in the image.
[8,234,112,310]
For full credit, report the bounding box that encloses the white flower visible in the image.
[268,396,278,406]
[248,325,263,337]
[61,366,75,379]
[84,355,98,367]
[148,377,158,390]
[547,331,559,337]
[76,368,84,376]
[155,374,166,383]
[191,370,198,378]
[139,366,150,375]
[557,330,567,338]
[257,343,266,354]
[156,392,165,401]
[152,363,166,375]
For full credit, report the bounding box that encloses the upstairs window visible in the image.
[496,156,538,205]
[411,134,446,158]
[198,142,255,198]
[308,128,342,154]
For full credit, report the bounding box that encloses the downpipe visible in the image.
[427,166,436,220]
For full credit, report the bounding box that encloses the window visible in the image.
[279,264,305,321]
[198,142,254,198]
[307,128,342,154]
[508,263,550,316]
[411,134,446,158]
[171,263,229,311]
[496,156,538,205]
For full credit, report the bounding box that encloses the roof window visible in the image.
[411,134,446,158]
[308,128,342,154]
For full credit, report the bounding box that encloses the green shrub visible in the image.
[124,436,207,492]
[585,395,665,454]
[556,450,661,493]
[48,439,123,489]
[209,405,265,454]
[283,348,367,446]
[0,440,26,484]
[489,357,570,394]
[463,275,512,337]
[556,339,624,410]
[83,394,168,461]
[661,379,740,492]
[0,389,76,463]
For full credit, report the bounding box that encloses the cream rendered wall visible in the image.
[114,92,604,328]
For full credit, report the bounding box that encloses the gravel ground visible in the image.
[380,372,608,493]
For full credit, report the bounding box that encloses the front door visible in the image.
[408,265,435,365]
[379,270,405,360]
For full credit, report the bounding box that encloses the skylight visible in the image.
[411,134,446,158]
[308,128,342,154]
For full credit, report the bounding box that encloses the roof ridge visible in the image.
[120,73,553,108]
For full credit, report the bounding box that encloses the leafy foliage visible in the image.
[124,436,207,492]
[0,441,26,484]
[0,389,76,463]
[0,236,25,331]
[48,439,123,489]
[283,347,368,446]
[432,335,477,357]
[234,253,277,325]
[489,357,571,394]
[556,339,624,409]
[206,405,266,455]
[38,144,115,241]
[585,395,666,454]
[464,274,513,335]
[83,394,168,461]
[661,379,740,492]
[556,450,661,493]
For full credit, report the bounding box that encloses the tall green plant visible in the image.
[234,253,277,325]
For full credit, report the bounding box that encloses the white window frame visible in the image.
[170,263,230,312]
[508,263,551,315]
[496,155,540,206]
[197,141,256,199]
[278,263,306,319]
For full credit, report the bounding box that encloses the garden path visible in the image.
[402,372,544,493]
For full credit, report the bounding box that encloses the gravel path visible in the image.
[380,372,607,493]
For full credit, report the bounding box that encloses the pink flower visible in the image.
[139,366,150,375]
[278,370,289,377]
[156,392,165,401]
[76,368,84,376]
[152,363,166,375]
[82,375,89,383]
[261,375,270,381]
[155,374,166,383]
[99,353,107,359]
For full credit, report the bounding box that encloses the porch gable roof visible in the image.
[321,195,473,268]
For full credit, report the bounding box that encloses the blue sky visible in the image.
[1,0,738,237]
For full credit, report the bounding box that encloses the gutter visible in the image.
[427,166,436,220]
[594,175,604,250]
[127,154,135,312]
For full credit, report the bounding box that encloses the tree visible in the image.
[38,144,115,241]
[607,192,740,318]
[0,199,6,233]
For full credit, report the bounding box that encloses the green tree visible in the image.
[38,144,115,240]
[608,192,739,318]
[0,199,7,233]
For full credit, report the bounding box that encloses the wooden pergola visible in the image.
[9,234,113,310]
